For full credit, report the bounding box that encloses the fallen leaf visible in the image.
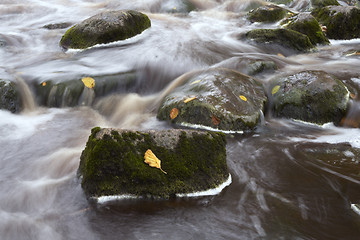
[184,97,197,103]
[42,82,46,87]
[350,93,356,99]
[170,108,179,119]
[81,77,95,89]
[144,149,167,174]
[239,95,247,102]
[272,85,280,95]
[190,79,201,85]
[212,115,220,126]
[277,53,285,58]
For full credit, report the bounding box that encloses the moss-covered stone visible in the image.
[157,68,267,132]
[78,128,228,199]
[283,13,329,45]
[248,4,291,23]
[268,70,350,124]
[246,60,278,76]
[311,0,339,9]
[245,28,314,53]
[160,0,197,13]
[60,10,151,49]
[312,6,360,40]
[0,79,21,113]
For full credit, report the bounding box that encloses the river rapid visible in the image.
[1,0,360,239]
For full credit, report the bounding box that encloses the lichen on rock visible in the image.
[59,10,151,49]
[157,68,267,132]
[268,70,350,124]
[78,128,229,199]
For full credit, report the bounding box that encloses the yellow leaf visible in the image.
[170,108,179,120]
[81,77,95,89]
[190,79,201,85]
[277,53,285,58]
[239,95,247,101]
[144,149,167,174]
[184,97,197,103]
[272,85,280,95]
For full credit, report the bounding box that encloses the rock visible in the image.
[312,6,360,40]
[248,4,291,23]
[245,28,314,54]
[34,72,137,107]
[60,10,151,49]
[311,0,339,9]
[0,79,21,113]
[78,127,229,199]
[246,60,278,76]
[160,0,197,13]
[268,70,350,124]
[283,12,329,45]
[43,22,72,30]
[157,68,267,132]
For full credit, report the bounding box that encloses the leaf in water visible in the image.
[144,149,167,174]
[277,53,285,58]
[81,77,95,89]
[212,115,220,126]
[170,108,179,119]
[42,82,46,86]
[239,95,247,102]
[184,97,197,103]
[190,79,201,85]
[272,85,280,95]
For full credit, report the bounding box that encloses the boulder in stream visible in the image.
[244,28,314,54]
[78,127,229,199]
[282,12,329,45]
[248,4,291,23]
[0,79,21,113]
[157,68,267,132]
[311,0,340,9]
[312,6,360,39]
[60,10,151,49]
[268,70,350,124]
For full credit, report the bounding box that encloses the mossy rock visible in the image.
[34,72,137,107]
[245,28,314,54]
[283,13,329,45]
[268,70,350,124]
[248,4,291,23]
[60,10,151,49]
[160,0,197,13]
[0,79,21,113]
[246,60,278,76]
[78,128,229,199]
[311,0,339,9]
[157,68,267,132]
[312,6,360,40]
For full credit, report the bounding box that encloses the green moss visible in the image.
[311,0,339,9]
[246,28,314,52]
[79,129,228,199]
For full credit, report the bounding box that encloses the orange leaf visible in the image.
[41,82,46,87]
[184,97,197,103]
[212,115,220,126]
[170,108,179,120]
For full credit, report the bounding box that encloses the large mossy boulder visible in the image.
[157,68,267,132]
[268,70,350,124]
[283,13,329,45]
[60,10,151,49]
[0,79,21,113]
[248,4,291,23]
[312,6,360,39]
[245,28,314,54]
[78,127,229,199]
[311,0,339,9]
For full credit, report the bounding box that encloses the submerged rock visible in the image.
[312,6,360,39]
[160,0,197,13]
[157,68,267,132]
[0,79,21,113]
[78,127,229,199]
[248,4,291,23]
[283,12,329,45]
[60,10,151,49]
[268,70,350,124]
[245,28,314,54]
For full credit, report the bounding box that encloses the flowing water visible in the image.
[1,0,360,239]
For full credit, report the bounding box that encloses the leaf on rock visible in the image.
[272,85,280,95]
[190,79,201,85]
[239,95,247,102]
[81,77,95,89]
[170,108,179,119]
[184,97,197,103]
[212,115,221,126]
[41,82,46,87]
[144,149,167,174]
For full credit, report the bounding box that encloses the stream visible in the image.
[1,0,360,239]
